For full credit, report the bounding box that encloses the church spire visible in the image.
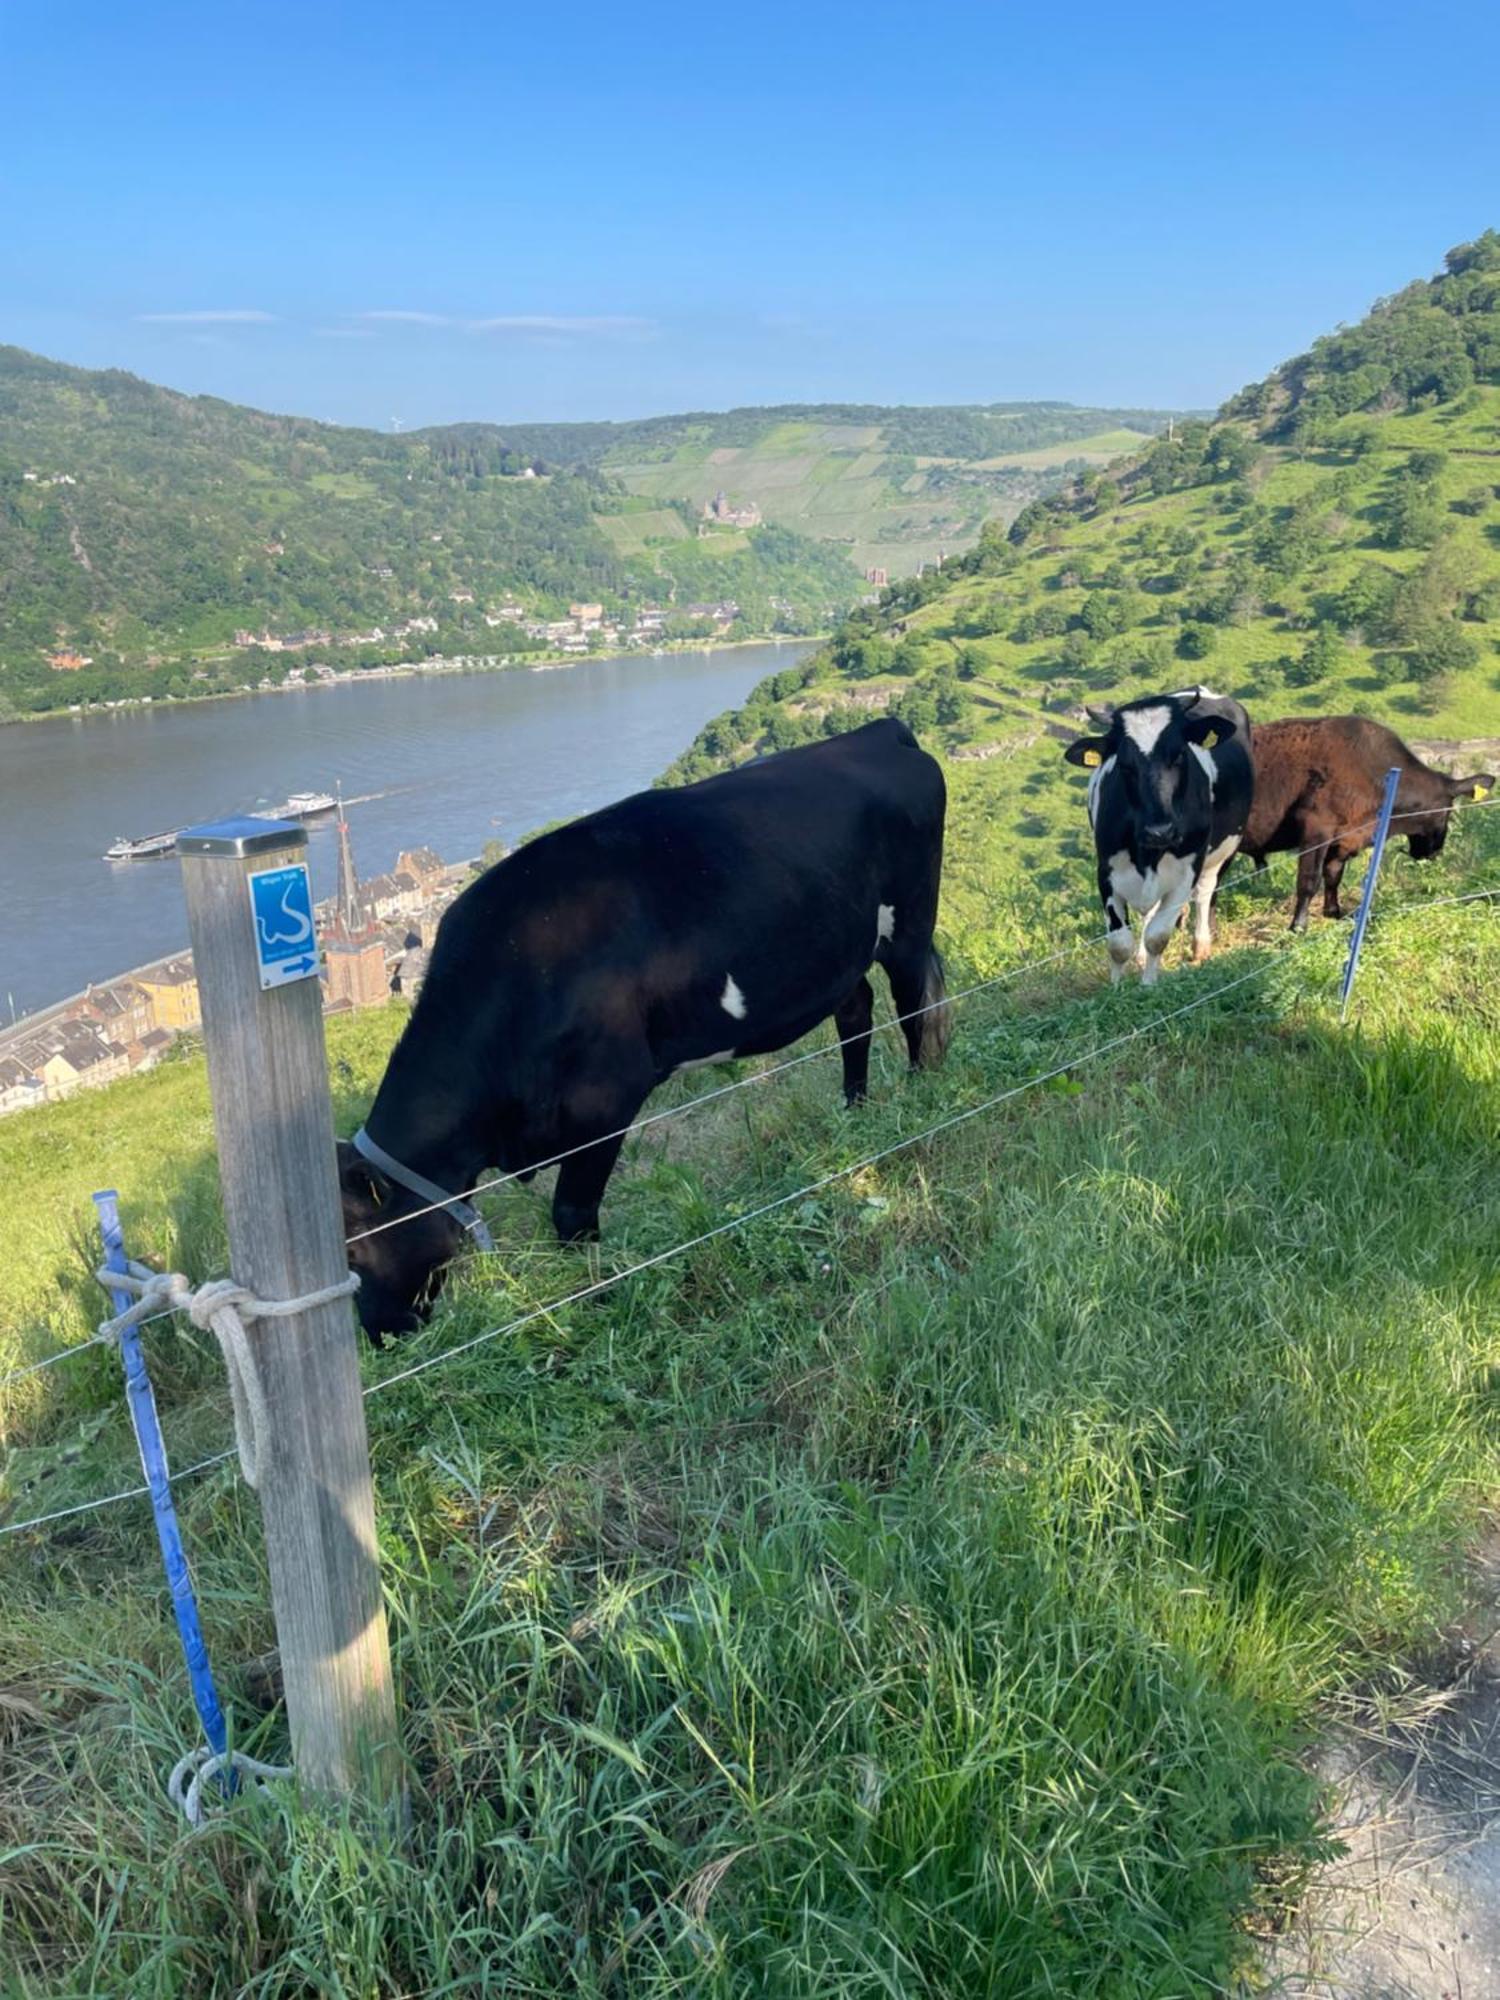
[333,784,363,938]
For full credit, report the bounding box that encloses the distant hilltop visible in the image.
[0,341,1190,721]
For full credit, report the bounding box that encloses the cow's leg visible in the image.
[552,1126,631,1243]
[1190,837,1242,964]
[1291,843,1327,932]
[1322,852,1350,919]
[834,975,876,1104]
[1100,861,1137,984]
[1140,859,1195,988]
[884,947,949,1071]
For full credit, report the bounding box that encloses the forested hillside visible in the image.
[0,348,858,715]
[670,234,1500,945]
[0,346,1180,717]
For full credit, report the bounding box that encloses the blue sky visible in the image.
[4,0,1497,429]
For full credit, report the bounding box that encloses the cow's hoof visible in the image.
[1191,942,1211,964]
[554,1213,601,1245]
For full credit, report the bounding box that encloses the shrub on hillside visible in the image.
[1380,472,1447,550]
[1407,621,1481,683]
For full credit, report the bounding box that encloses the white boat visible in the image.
[103,830,178,861]
[252,790,339,821]
[283,790,337,817]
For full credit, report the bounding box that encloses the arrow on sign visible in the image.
[286,955,317,975]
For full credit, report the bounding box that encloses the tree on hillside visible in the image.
[1333,562,1401,641]
[1207,431,1263,481]
[1079,592,1127,641]
[1285,622,1344,687]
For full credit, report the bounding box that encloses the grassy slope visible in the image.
[2,814,1498,1995]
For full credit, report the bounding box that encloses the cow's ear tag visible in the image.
[1083,749,1102,768]
[1474,783,1490,800]
[1201,728,1220,749]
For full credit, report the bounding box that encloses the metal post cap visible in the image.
[176,817,307,857]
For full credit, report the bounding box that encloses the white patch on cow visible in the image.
[1189,834,1242,960]
[1107,923,1137,983]
[1105,847,1196,983]
[1107,847,1194,919]
[1122,705,1171,755]
[674,1048,736,1074]
[1086,753,1116,829]
[1189,743,1218,793]
[720,974,748,1020]
[877,903,896,943]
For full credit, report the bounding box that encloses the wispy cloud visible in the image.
[353,309,655,339]
[469,314,655,338]
[356,309,453,326]
[136,308,279,325]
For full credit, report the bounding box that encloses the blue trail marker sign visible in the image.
[248,863,320,989]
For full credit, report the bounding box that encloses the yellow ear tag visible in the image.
[1201,728,1219,749]
[1474,784,1490,800]
[1083,749,1102,768]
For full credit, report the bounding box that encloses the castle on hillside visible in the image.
[701,490,762,530]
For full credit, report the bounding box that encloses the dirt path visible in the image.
[1260,1546,1500,1997]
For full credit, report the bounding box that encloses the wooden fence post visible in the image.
[177,815,399,1806]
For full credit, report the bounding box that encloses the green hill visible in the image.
[0,347,865,717]
[0,349,1183,718]
[669,232,1500,954]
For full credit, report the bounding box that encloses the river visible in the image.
[3,644,807,1019]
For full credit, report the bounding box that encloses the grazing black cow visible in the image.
[1063,688,1254,984]
[1241,715,1494,930]
[338,718,950,1338]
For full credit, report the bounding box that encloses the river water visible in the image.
[3,644,805,1019]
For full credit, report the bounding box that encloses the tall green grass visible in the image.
[2,814,1498,1995]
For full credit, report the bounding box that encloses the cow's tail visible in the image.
[916,947,951,1068]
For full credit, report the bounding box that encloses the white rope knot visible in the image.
[95,1262,359,1489]
[168,1744,294,1827]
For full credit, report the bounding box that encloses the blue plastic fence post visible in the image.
[1340,765,1402,1019]
[93,1190,231,1773]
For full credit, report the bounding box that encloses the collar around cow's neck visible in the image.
[351,1126,494,1251]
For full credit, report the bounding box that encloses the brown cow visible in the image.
[1240,716,1493,929]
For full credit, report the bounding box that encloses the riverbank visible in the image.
[9,631,822,728]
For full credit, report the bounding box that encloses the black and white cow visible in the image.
[338,718,950,1339]
[1063,688,1254,984]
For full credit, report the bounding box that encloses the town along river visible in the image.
[3,643,810,1018]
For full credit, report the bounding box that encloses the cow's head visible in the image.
[1064,695,1236,858]
[336,1140,466,1343]
[1403,772,1495,861]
